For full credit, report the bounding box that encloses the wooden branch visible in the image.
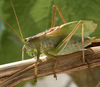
[0,46,100,87]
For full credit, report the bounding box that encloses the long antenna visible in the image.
[0,16,22,41]
[11,0,24,41]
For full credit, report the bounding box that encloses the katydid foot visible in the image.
[82,58,90,68]
[34,75,37,84]
[52,60,60,80]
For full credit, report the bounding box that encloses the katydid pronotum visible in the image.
[0,0,97,83]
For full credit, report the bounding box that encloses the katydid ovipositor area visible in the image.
[0,0,100,87]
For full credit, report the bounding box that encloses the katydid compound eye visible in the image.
[31,54,33,56]
[24,39,27,42]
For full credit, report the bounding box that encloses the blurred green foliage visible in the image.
[0,0,100,86]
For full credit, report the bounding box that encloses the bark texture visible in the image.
[0,46,100,87]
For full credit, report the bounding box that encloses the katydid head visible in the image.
[23,36,40,57]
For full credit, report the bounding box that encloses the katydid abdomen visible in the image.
[41,35,92,56]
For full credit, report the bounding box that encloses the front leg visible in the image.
[22,45,25,60]
[34,50,40,83]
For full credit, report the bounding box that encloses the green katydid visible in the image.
[0,0,97,83]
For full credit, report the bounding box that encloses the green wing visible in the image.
[46,20,96,55]
[46,21,97,37]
